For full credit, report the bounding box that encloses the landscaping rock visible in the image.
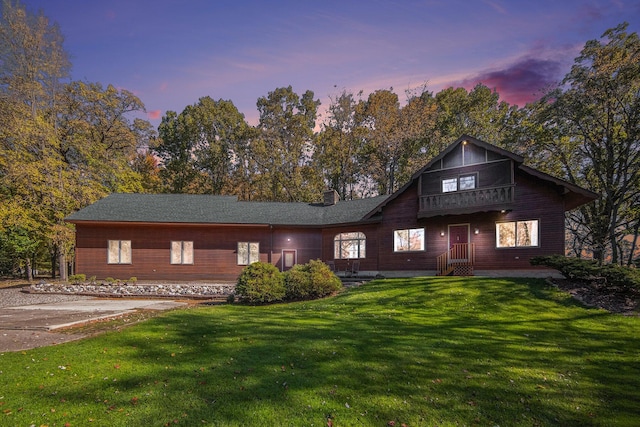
[27,282,235,299]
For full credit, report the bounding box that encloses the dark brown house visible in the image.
[66,136,598,281]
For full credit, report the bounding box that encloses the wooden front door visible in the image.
[282,250,297,271]
[448,224,470,261]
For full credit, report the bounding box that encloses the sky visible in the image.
[18,0,640,127]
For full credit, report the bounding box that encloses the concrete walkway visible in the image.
[0,294,188,352]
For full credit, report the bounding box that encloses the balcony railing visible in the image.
[419,184,515,216]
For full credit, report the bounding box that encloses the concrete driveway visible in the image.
[0,289,188,352]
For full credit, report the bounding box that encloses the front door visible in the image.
[448,224,469,261]
[282,250,297,271]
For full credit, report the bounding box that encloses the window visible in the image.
[171,241,194,264]
[442,178,457,193]
[237,242,260,265]
[394,228,425,252]
[334,232,366,259]
[496,220,539,248]
[443,174,477,193]
[459,174,476,190]
[108,240,131,264]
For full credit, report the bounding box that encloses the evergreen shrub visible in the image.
[531,255,640,289]
[236,262,285,304]
[285,259,342,300]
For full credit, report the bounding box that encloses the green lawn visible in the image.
[1,277,639,426]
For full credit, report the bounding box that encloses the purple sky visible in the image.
[20,0,640,127]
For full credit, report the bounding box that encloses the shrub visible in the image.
[128,276,138,284]
[284,264,313,300]
[531,255,640,290]
[284,259,342,301]
[68,273,86,284]
[236,262,285,304]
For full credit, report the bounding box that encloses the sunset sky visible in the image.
[20,0,640,126]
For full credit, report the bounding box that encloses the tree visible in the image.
[425,84,516,156]
[154,97,250,195]
[532,23,640,264]
[354,88,436,195]
[0,0,70,117]
[315,89,364,200]
[0,2,152,279]
[252,86,322,202]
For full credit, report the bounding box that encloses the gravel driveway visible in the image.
[0,287,93,308]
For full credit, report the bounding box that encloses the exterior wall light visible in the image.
[474,228,479,235]
[440,231,445,237]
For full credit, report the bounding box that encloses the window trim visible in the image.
[333,232,366,259]
[237,242,260,265]
[496,219,540,248]
[171,241,194,265]
[393,228,425,252]
[107,240,132,264]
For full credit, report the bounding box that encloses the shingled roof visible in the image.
[65,193,390,226]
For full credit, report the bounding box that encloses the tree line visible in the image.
[0,1,638,279]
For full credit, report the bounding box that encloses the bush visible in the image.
[531,255,640,290]
[68,273,86,284]
[236,262,285,304]
[284,264,313,300]
[284,259,342,301]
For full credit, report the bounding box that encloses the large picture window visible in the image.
[394,228,425,252]
[334,232,366,259]
[171,241,194,264]
[238,242,260,265]
[108,240,131,264]
[496,220,539,248]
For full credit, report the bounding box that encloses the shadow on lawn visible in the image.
[19,277,640,426]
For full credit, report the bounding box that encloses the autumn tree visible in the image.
[532,23,640,264]
[354,88,436,195]
[0,1,152,279]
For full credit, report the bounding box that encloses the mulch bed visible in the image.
[549,278,640,315]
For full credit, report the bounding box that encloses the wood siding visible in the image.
[74,223,322,281]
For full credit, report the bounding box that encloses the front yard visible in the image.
[1,277,639,426]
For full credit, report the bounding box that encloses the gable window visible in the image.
[238,242,260,265]
[108,240,131,264]
[459,174,476,190]
[442,178,457,193]
[334,232,366,259]
[394,228,425,252]
[171,241,194,264]
[443,174,477,193]
[496,220,539,248]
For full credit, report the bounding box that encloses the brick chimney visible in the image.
[323,189,340,206]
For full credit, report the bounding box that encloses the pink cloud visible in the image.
[147,110,162,120]
[457,57,563,106]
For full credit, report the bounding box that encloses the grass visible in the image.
[1,277,639,426]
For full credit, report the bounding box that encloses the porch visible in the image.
[436,243,476,276]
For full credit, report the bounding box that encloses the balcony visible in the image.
[419,184,515,218]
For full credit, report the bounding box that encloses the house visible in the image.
[65,135,598,281]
